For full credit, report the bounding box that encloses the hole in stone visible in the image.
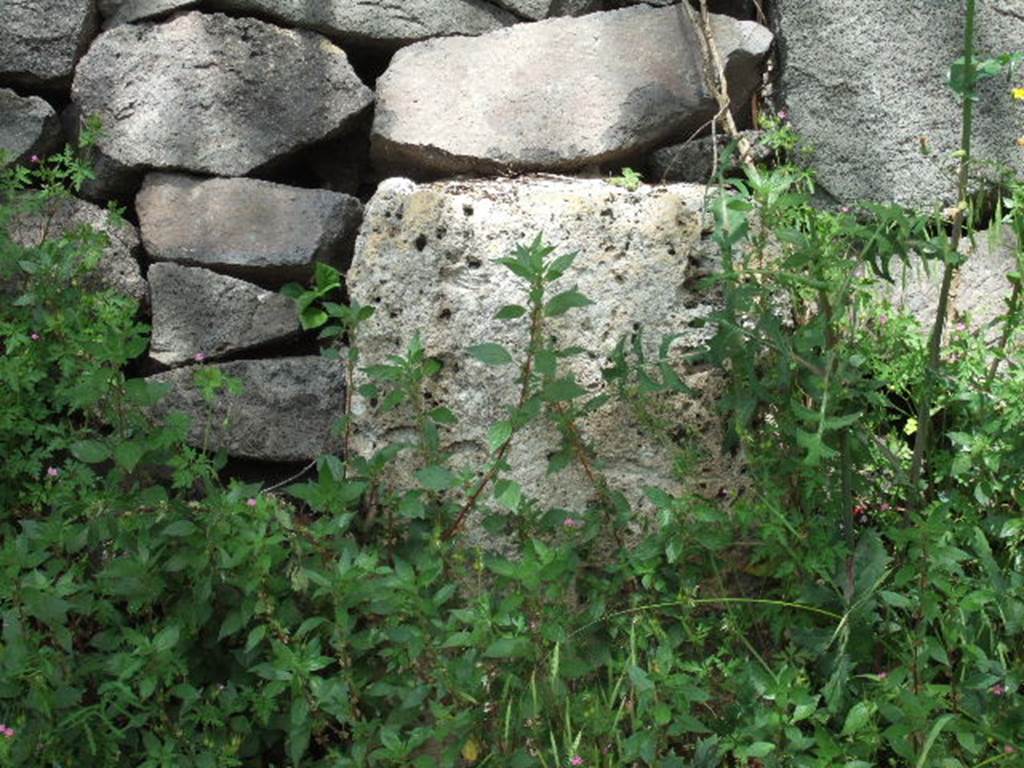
[439,308,452,320]
[414,234,428,251]
[467,257,482,269]
[463,203,474,216]
[436,226,447,239]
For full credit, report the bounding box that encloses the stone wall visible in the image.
[2,0,1019,512]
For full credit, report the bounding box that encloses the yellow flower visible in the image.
[1014,87,1024,100]
[1017,136,1024,147]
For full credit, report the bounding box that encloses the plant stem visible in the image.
[907,0,977,514]
[442,282,544,541]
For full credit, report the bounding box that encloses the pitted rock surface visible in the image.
[0,0,97,90]
[0,89,62,167]
[774,0,1024,208]
[72,12,373,188]
[148,357,346,462]
[7,196,146,303]
[136,174,364,283]
[372,5,772,176]
[148,264,300,367]
[347,176,737,544]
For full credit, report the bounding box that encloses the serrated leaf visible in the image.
[488,421,513,452]
[483,637,534,658]
[841,701,873,736]
[245,625,267,653]
[542,378,587,402]
[428,406,457,425]
[152,625,180,653]
[544,288,594,317]
[545,251,577,281]
[494,479,522,512]
[114,441,145,473]
[468,343,513,366]
[163,520,197,537]
[416,465,457,491]
[494,304,527,320]
[71,440,110,464]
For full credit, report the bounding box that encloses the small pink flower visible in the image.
[991,682,1007,696]
[0,724,13,738]
[30,154,40,164]
[46,466,60,478]
[1006,745,1017,755]
[879,315,889,325]
[194,352,207,363]
[563,517,584,529]
[30,332,40,341]
[877,671,888,680]
[570,757,584,767]
[778,109,789,121]
[246,497,258,507]
[840,205,851,214]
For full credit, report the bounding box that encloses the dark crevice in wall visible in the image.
[219,456,318,492]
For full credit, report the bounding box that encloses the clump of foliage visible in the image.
[1,5,1023,766]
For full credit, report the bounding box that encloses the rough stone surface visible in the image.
[0,0,97,90]
[774,0,1024,208]
[491,0,596,19]
[372,6,772,177]
[212,0,515,49]
[98,0,198,26]
[136,174,364,282]
[0,89,62,167]
[7,196,147,303]
[348,176,737,545]
[648,130,769,182]
[892,228,1021,338]
[148,264,300,367]
[71,12,374,190]
[148,357,346,462]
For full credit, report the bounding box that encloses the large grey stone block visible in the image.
[347,176,738,542]
[71,12,373,190]
[136,174,364,282]
[148,264,300,367]
[0,0,97,90]
[98,0,514,48]
[0,89,62,167]
[371,5,771,177]
[774,0,1024,208]
[7,196,146,303]
[148,357,346,462]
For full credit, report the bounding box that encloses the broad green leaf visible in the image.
[416,465,457,491]
[71,440,110,464]
[494,304,527,320]
[542,378,587,402]
[841,701,873,736]
[544,288,594,317]
[163,520,197,537]
[152,625,180,653]
[114,441,145,473]
[483,637,534,658]
[468,343,514,366]
[488,420,513,452]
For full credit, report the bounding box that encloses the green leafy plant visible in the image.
[608,167,644,192]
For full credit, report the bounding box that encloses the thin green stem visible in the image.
[908,0,976,512]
